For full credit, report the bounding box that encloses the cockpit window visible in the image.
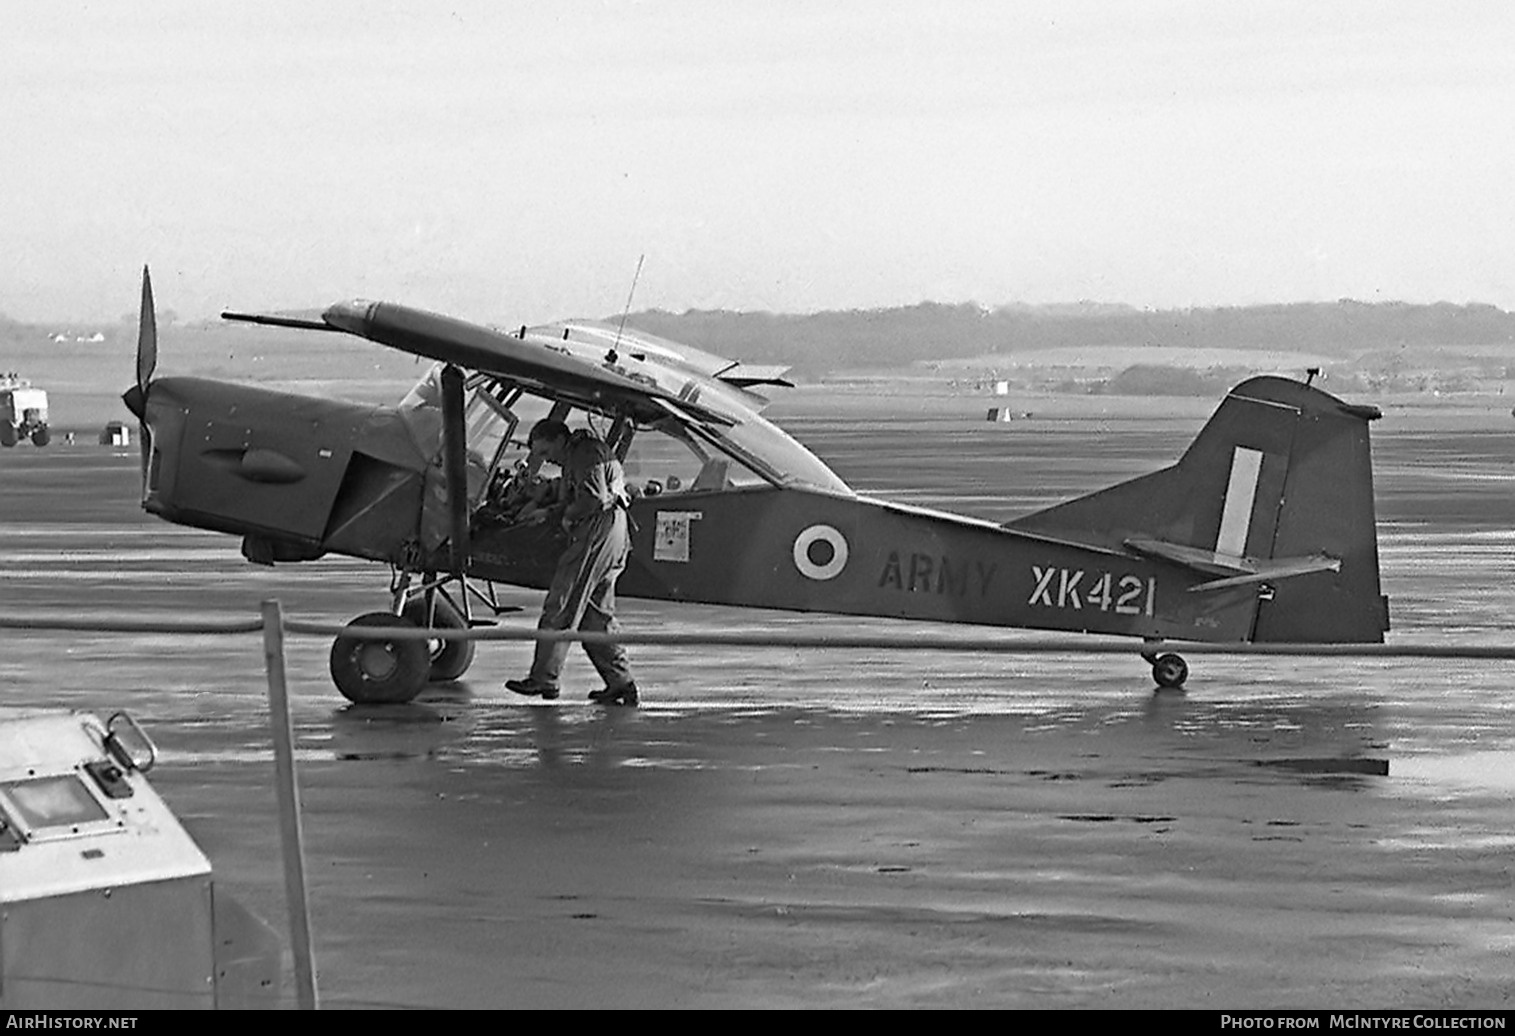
[620,420,765,498]
[463,389,510,469]
[702,412,850,494]
[460,376,555,486]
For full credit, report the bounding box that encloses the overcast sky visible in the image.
[4,1,1513,323]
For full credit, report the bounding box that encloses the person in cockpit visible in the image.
[479,454,558,527]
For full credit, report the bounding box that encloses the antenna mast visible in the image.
[608,254,645,364]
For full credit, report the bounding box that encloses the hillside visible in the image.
[2,299,1512,427]
[620,299,1515,376]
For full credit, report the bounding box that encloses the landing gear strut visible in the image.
[402,595,476,682]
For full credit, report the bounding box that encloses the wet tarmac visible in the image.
[2,412,1513,1008]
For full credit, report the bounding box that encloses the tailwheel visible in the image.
[1151,652,1189,690]
[329,612,430,704]
[402,597,476,682]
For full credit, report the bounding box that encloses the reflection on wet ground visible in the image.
[2,419,1512,1007]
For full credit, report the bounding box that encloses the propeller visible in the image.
[122,265,157,493]
[136,265,157,392]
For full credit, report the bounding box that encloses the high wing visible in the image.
[217,308,340,333]
[543,321,794,399]
[224,302,743,428]
[224,299,850,494]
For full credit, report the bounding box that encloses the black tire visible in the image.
[0,424,15,447]
[31,426,49,447]
[402,597,476,682]
[329,612,430,704]
[1152,653,1189,690]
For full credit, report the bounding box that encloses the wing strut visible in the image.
[439,365,472,619]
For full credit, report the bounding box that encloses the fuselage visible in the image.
[128,301,1387,648]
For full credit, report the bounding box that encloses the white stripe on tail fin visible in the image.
[1216,446,1263,558]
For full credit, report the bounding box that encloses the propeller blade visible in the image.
[134,266,158,494]
[137,420,152,493]
[136,265,157,393]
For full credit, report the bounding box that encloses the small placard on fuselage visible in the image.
[654,511,703,562]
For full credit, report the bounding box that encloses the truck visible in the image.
[0,372,50,446]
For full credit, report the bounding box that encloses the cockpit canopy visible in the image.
[396,363,852,508]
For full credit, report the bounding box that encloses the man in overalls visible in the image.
[506,419,639,705]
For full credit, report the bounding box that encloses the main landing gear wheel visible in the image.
[402,597,476,682]
[329,612,430,705]
[1151,652,1189,690]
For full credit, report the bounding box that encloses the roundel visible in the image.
[792,524,849,581]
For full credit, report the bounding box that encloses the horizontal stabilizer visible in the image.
[1125,537,1340,590]
[1186,556,1342,593]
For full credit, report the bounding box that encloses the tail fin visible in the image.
[1005,376,1389,643]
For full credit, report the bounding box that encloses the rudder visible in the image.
[1247,379,1389,642]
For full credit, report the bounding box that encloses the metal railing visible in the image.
[6,608,1515,659]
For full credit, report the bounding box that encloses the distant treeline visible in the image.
[622,300,1515,374]
[6,298,1515,380]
